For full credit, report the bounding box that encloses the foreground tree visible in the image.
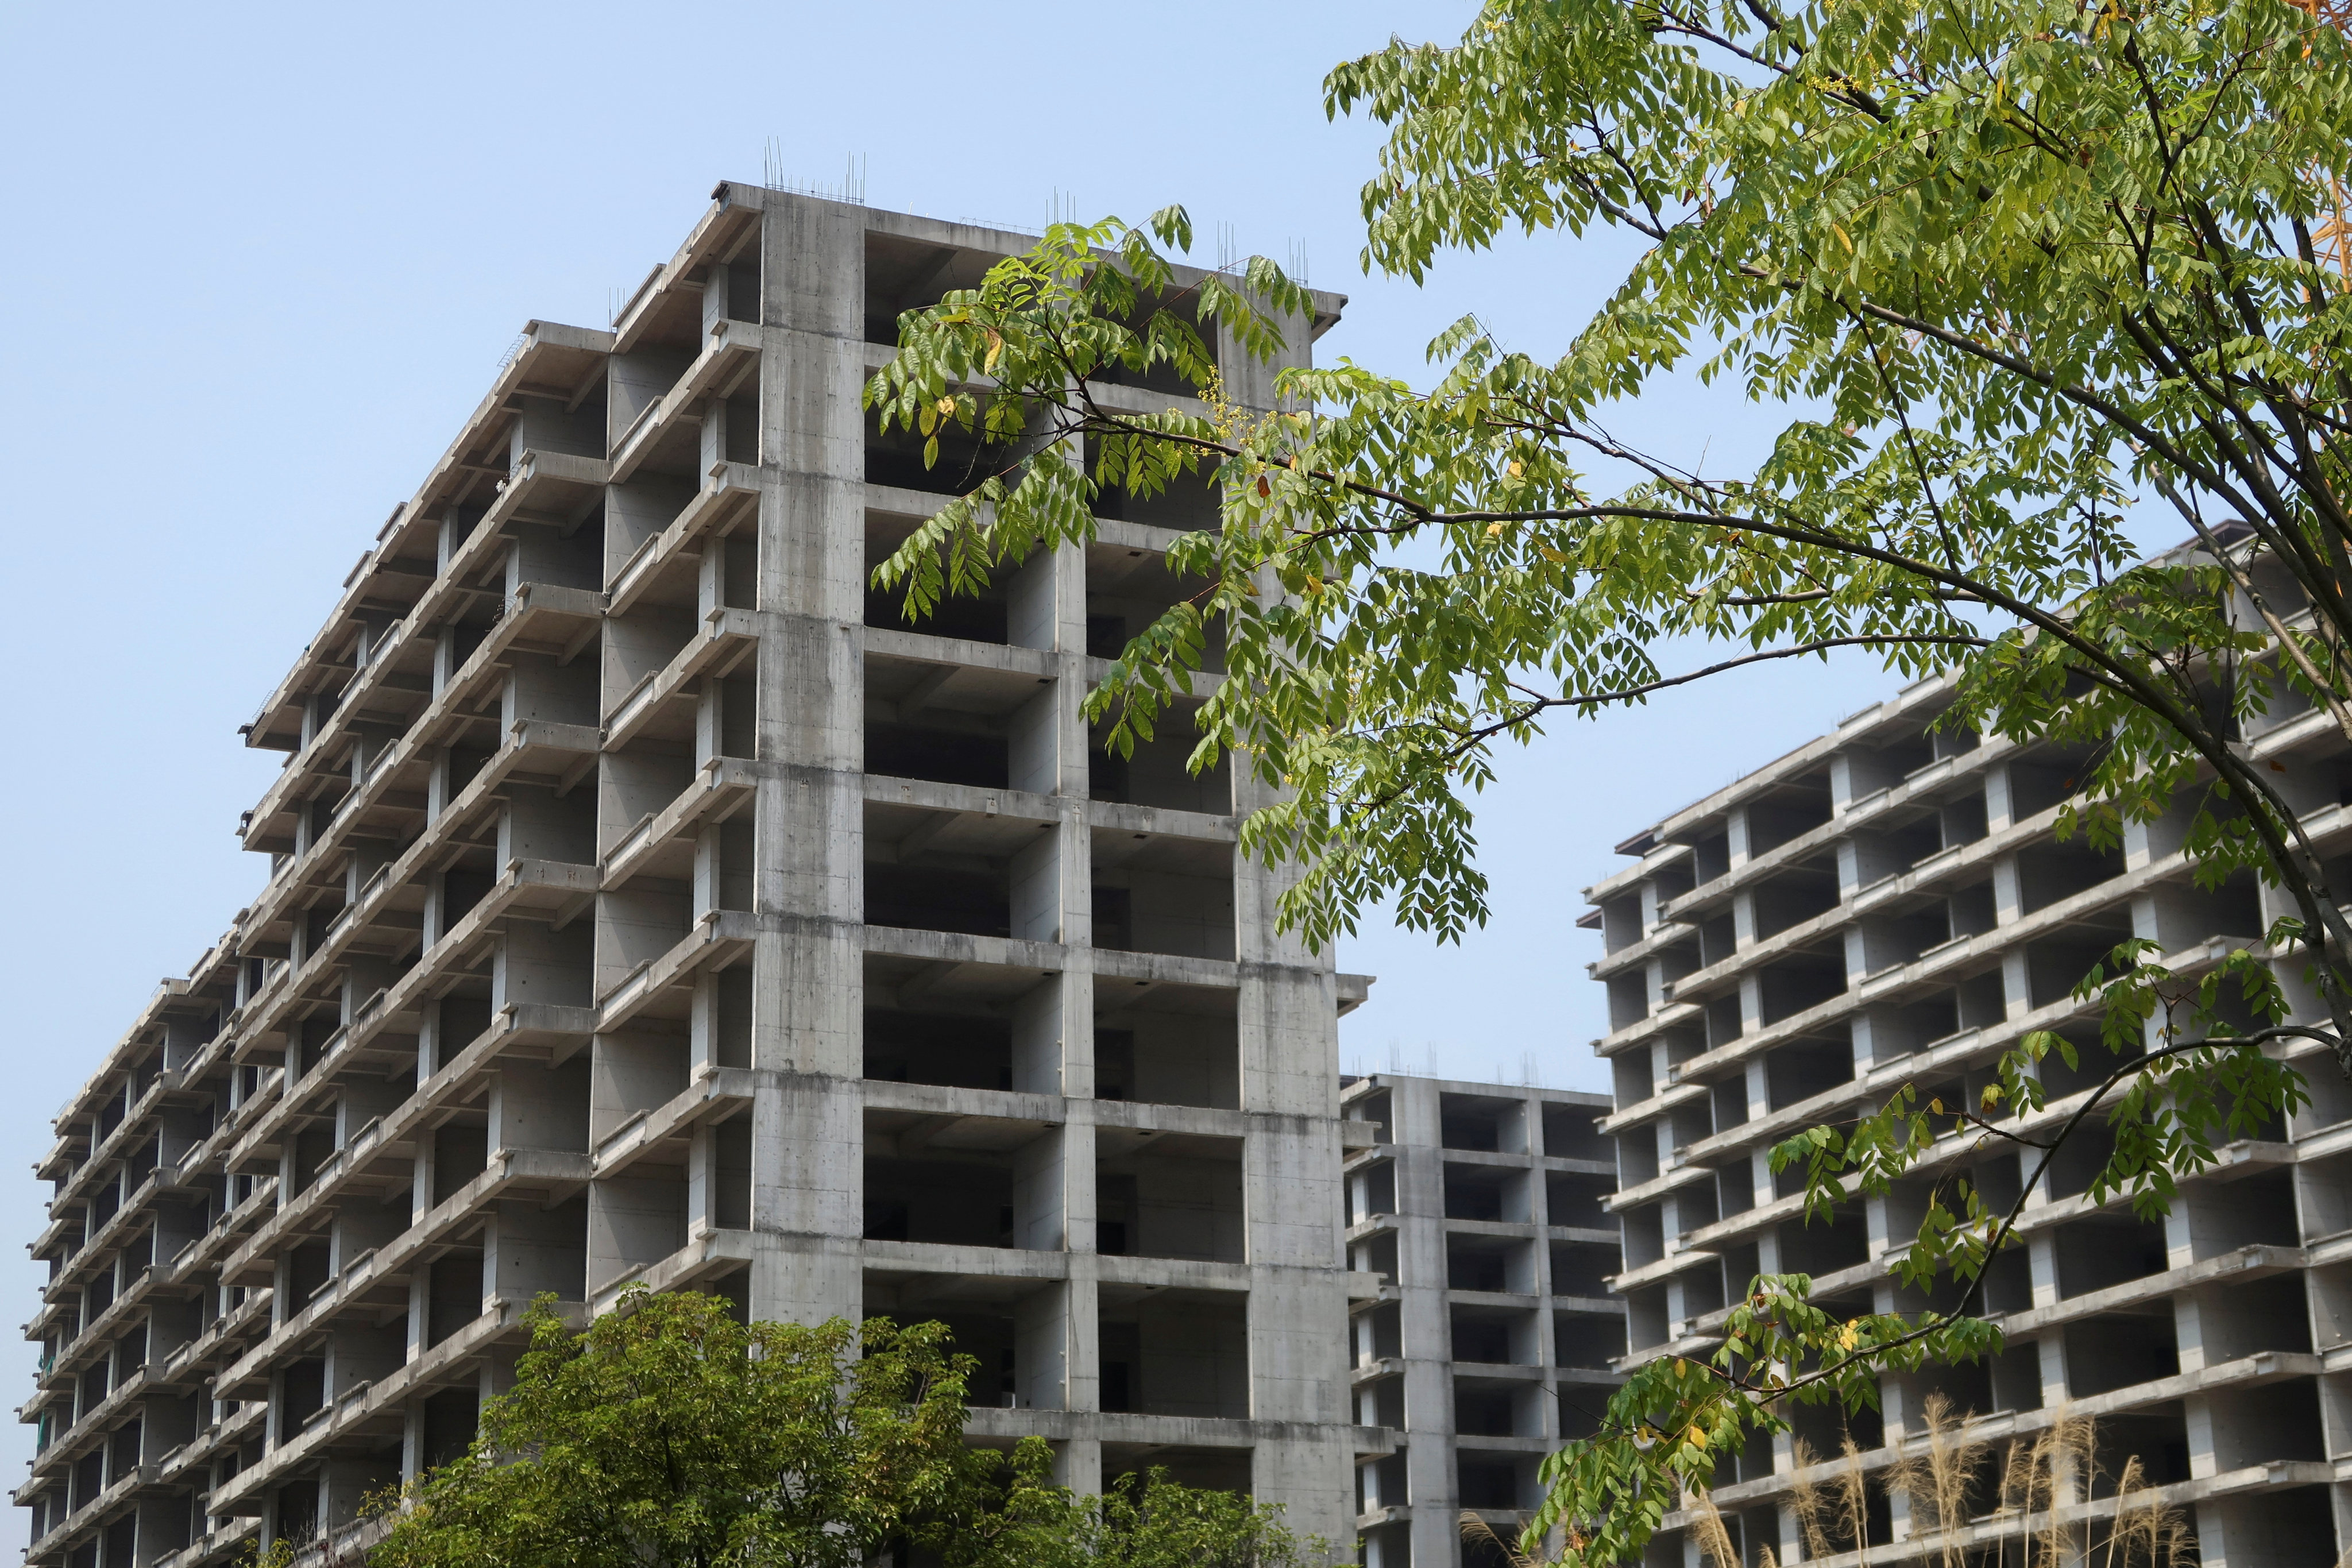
[372,1291,990,1568]
[866,0,2352,1557]
[369,1291,1324,1568]
[971,1449,1323,1568]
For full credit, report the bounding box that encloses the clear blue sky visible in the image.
[0,0,1915,1474]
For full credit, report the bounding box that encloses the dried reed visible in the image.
[1687,1488,1741,1568]
[2100,1455,2192,1568]
[1904,1393,1990,1568]
[1457,1512,1539,1568]
[1789,1437,1834,1563]
[1836,1436,1872,1567]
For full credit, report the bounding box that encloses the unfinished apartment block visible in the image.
[1339,1075,1623,1568]
[1586,659,2352,1566]
[19,186,1387,1568]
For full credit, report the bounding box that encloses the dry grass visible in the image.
[1687,1488,1742,1568]
[1789,1438,1834,1563]
[1458,1512,1539,1568]
[1890,1394,1990,1568]
[1837,1436,1873,1567]
[2099,1455,2192,1568]
[1768,1403,2190,1568]
[2030,1407,2100,1568]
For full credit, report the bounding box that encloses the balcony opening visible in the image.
[1747,776,1834,855]
[1691,828,1732,886]
[1087,703,1231,813]
[1442,1162,1527,1223]
[1350,1159,1397,1225]
[1095,1129,1243,1262]
[864,512,1009,645]
[1612,1054,1654,1110]
[1083,439,1222,532]
[1554,1311,1626,1369]
[867,710,1011,791]
[1098,1285,1248,1418]
[1440,1093,1526,1154]
[2062,1312,2179,1397]
[1704,994,1741,1049]
[2055,1210,2173,1304]
[864,1271,1054,1408]
[1453,1374,1539,1438]
[1093,983,1237,1109]
[1086,287,1222,398]
[432,993,495,1072]
[1625,1286,1670,1353]
[279,1355,326,1434]
[1548,1239,1617,1298]
[864,235,995,348]
[1102,1444,1251,1496]
[1758,953,1847,1025]
[1457,1455,1535,1516]
[867,408,1021,498]
[863,1109,1059,1250]
[419,1387,479,1470]
[864,648,1057,794]
[1751,863,1839,937]
[1089,836,1233,959]
[1360,1453,1409,1516]
[1605,973,1650,1032]
[283,1239,331,1311]
[1084,542,1226,670]
[1558,1385,1614,1445]
[1540,1102,1610,1163]
[864,822,1015,939]
[1937,788,1989,849]
[431,1120,489,1205]
[1764,1038,1853,1112]
[2015,836,2127,914]
[1449,1303,1538,1366]
[426,1252,484,1347]
[1545,1171,1613,1230]
[1905,1350,1995,1426]
[1857,813,1942,885]
[1446,1234,1531,1293]
[864,1006,1013,1092]
[1775,1205,1869,1276]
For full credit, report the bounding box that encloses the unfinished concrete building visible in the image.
[17,186,1388,1568]
[1585,656,2352,1567]
[1339,1075,1623,1568]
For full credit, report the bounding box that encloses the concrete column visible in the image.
[745,193,868,1327]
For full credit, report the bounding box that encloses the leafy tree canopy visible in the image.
[971,1448,1322,1568]
[373,1292,990,1568]
[866,0,2352,1557]
[368,1291,1324,1568]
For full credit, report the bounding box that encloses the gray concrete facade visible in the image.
[1339,1076,1623,1568]
[1585,656,2352,1567]
[19,186,1387,1568]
